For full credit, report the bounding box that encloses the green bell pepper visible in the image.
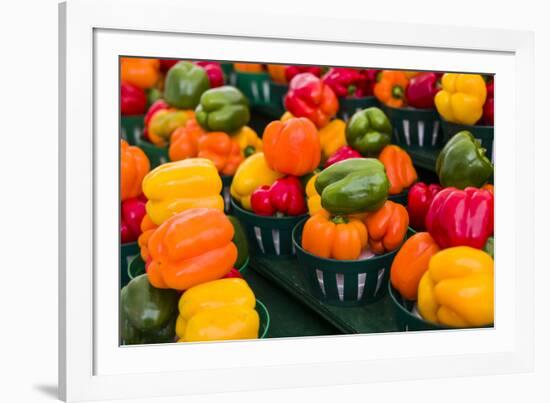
[345,107,392,156]
[120,274,179,345]
[484,236,494,258]
[195,86,250,133]
[228,215,249,269]
[436,131,493,189]
[315,158,389,215]
[163,61,210,109]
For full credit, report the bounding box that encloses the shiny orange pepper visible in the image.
[120,139,150,201]
[365,200,409,254]
[302,210,368,260]
[267,64,288,84]
[234,63,264,73]
[378,145,418,195]
[374,70,409,108]
[168,118,206,161]
[120,57,160,90]
[197,132,244,176]
[482,184,494,195]
[137,214,157,262]
[147,208,237,290]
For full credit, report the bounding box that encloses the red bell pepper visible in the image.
[285,66,322,82]
[482,79,494,125]
[425,187,494,249]
[358,69,380,97]
[142,99,169,140]
[223,268,243,279]
[250,176,307,216]
[405,72,440,109]
[194,61,225,88]
[121,83,147,116]
[324,146,362,168]
[120,195,147,243]
[159,59,180,72]
[284,73,339,128]
[322,68,364,97]
[407,182,442,231]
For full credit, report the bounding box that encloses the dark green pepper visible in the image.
[195,86,250,133]
[120,274,179,345]
[484,236,494,258]
[345,107,392,156]
[228,215,249,269]
[315,158,389,215]
[163,61,210,109]
[436,131,493,189]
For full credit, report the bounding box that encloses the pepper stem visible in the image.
[347,85,357,96]
[392,85,404,99]
[244,146,255,158]
[331,215,349,224]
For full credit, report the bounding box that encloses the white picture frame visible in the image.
[59,0,534,401]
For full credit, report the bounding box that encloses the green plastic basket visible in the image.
[267,81,288,119]
[293,219,414,307]
[121,242,139,288]
[388,284,446,331]
[220,63,237,86]
[256,299,270,339]
[338,96,379,121]
[230,198,307,258]
[136,138,170,168]
[221,175,233,214]
[440,119,494,163]
[235,71,271,108]
[121,115,145,145]
[388,188,409,207]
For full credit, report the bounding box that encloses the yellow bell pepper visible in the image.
[318,119,347,160]
[142,158,224,225]
[417,246,494,328]
[434,74,487,125]
[176,278,259,342]
[232,126,263,157]
[230,152,284,210]
[280,111,294,122]
[147,109,194,147]
[306,174,323,215]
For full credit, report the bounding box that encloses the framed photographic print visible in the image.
[59,0,534,401]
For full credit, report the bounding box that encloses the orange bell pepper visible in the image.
[234,63,264,73]
[365,200,409,254]
[197,132,244,176]
[168,118,206,161]
[267,64,288,84]
[482,183,494,195]
[390,232,440,300]
[374,70,409,108]
[263,117,321,176]
[120,139,150,201]
[302,210,368,260]
[120,57,160,90]
[378,145,418,195]
[137,214,158,262]
[147,208,238,290]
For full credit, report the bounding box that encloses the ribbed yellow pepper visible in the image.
[148,109,194,147]
[176,278,259,342]
[418,246,494,328]
[232,126,263,157]
[318,119,347,160]
[142,158,224,225]
[230,152,284,210]
[434,74,487,125]
[306,174,323,215]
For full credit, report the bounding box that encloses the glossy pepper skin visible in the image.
[345,107,392,156]
[481,79,494,125]
[302,210,368,260]
[322,68,366,98]
[378,145,418,195]
[143,99,169,141]
[284,73,339,128]
[263,117,321,176]
[121,195,147,244]
[305,173,322,215]
[120,139,150,201]
[148,208,238,290]
[374,70,409,108]
[426,187,494,250]
[168,118,206,161]
[230,153,284,211]
[324,146,361,168]
[250,176,307,216]
[121,82,147,115]
[194,61,225,88]
[120,57,160,90]
[436,131,493,189]
[318,119,347,161]
[315,158,389,215]
[285,65,323,82]
[405,72,440,109]
[138,214,157,262]
[390,232,441,300]
[120,274,179,345]
[407,182,442,231]
[197,132,244,176]
[364,200,409,254]
[418,247,494,327]
[195,86,250,133]
[164,61,210,109]
[434,73,487,125]
[232,126,263,157]
[176,278,259,342]
[147,109,194,147]
[142,158,224,225]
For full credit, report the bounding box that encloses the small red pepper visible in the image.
[120,195,147,244]
[194,61,225,88]
[324,146,362,168]
[142,99,169,140]
[322,68,365,98]
[159,59,180,72]
[407,182,442,231]
[285,66,322,82]
[425,187,494,249]
[250,176,307,216]
[223,268,243,279]
[405,72,440,109]
[357,69,380,97]
[482,79,494,125]
[121,83,147,116]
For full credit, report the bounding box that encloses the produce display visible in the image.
[119,58,495,344]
